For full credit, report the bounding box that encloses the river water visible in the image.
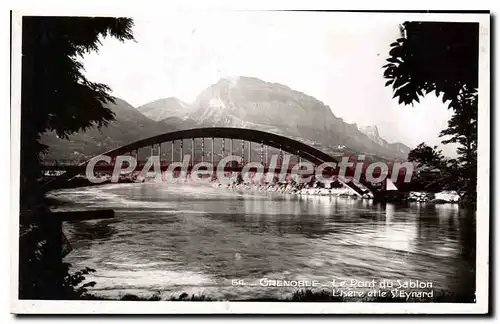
[48,182,476,301]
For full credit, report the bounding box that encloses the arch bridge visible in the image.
[46,127,386,196]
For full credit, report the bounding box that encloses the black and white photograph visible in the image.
[10,8,490,314]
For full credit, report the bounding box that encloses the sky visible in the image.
[81,11,457,156]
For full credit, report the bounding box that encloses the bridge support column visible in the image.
[211,137,214,165]
[158,143,161,161]
[279,145,283,167]
[171,141,174,163]
[201,138,204,162]
[191,138,195,166]
[230,138,233,156]
[260,142,264,164]
[180,139,183,161]
[265,145,269,167]
[222,138,225,157]
[248,141,251,163]
[241,140,245,164]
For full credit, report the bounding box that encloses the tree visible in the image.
[19,16,134,299]
[383,21,479,207]
[20,16,134,213]
[408,142,446,170]
[439,90,478,204]
[383,21,478,106]
[406,143,463,193]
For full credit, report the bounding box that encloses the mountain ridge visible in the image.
[358,125,411,156]
[40,77,411,163]
[184,76,409,159]
[136,97,192,121]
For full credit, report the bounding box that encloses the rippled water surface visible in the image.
[49,183,476,300]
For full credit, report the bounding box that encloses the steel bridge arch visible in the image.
[102,127,337,163]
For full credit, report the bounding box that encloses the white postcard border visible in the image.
[9,8,490,314]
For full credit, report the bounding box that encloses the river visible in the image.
[48,182,476,301]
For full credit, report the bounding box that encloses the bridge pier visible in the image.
[211,137,214,165]
[241,140,245,165]
[171,141,174,163]
[180,139,183,161]
[260,142,264,164]
[222,138,225,157]
[279,145,283,167]
[191,138,195,166]
[201,138,204,162]
[265,145,269,167]
[248,141,251,163]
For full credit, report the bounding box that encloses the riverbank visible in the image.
[216,181,360,197]
[76,288,474,303]
[215,181,461,204]
[45,173,462,204]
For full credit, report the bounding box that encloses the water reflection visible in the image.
[50,183,475,300]
[66,219,119,249]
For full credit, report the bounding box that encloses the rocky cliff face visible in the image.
[185,77,408,159]
[359,125,384,146]
[189,77,341,138]
[359,125,411,156]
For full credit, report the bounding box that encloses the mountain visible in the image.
[359,125,411,156]
[40,98,170,163]
[358,125,384,146]
[40,77,412,163]
[137,97,191,121]
[387,142,412,156]
[184,77,408,159]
